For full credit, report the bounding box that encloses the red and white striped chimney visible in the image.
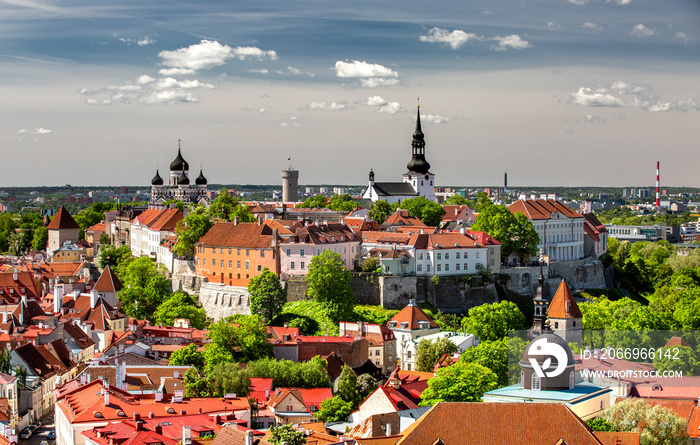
[656,161,660,208]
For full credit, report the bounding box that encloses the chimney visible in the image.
[180,409,186,415]
[154,424,162,435]
[1,312,6,323]
[90,290,99,309]
[233,216,240,226]
[149,412,155,418]
[386,422,392,436]
[174,370,179,379]
[275,387,279,395]
[54,284,64,314]
[283,322,289,328]
[135,420,143,432]
[133,412,140,422]
[104,391,110,406]
[182,426,192,445]
[265,389,270,398]
[73,289,81,299]
[12,272,17,281]
[245,431,254,445]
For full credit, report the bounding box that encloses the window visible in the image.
[407,351,412,359]
[445,264,449,271]
[301,262,305,269]
[237,249,241,255]
[300,249,305,257]
[456,252,460,259]
[286,249,291,257]
[456,264,460,271]
[229,248,232,254]
[246,249,250,256]
[569,371,575,389]
[464,263,468,270]
[260,250,265,258]
[445,253,449,260]
[531,374,541,390]
[475,252,480,258]
[212,258,216,266]
[417,264,422,271]
[237,261,241,269]
[221,248,224,254]
[464,252,468,259]
[246,260,250,270]
[427,264,431,272]
[437,264,441,272]
[203,259,206,265]
[257,265,262,271]
[291,262,295,269]
[437,253,442,260]
[554,321,559,329]
[419,253,423,260]
[221,260,224,267]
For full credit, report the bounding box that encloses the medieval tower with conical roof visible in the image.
[149,140,210,206]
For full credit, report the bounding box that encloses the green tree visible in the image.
[399,196,446,227]
[174,213,213,257]
[98,244,133,270]
[203,316,273,372]
[470,200,539,259]
[0,350,10,374]
[154,292,208,329]
[298,195,328,209]
[416,337,459,372]
[169,343,205,371]
[245,356,330,388]
[316,396,353,422]
[461,301,526,342]
[31,226,48,251]
[208,362,251,397]
[443,195,470,206]
[419,361,498,406]
[184,368,212,397]
[14,366,27,388]
[586,416,615,432]
[360,257,380,272]
[307,250,354,323]
[460,339,508,387]
[208,189,255,222]
[248,268,287,323]
[653,345,700,376]
[269,424,306,445]
[328,194,355,212]
[369,200,392,224]
[337,365,361,409]
[356,374,378,399]
[98,233,111,245]
[604,398,688,445]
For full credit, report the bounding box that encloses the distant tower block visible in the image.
[282,168,299,202]
[504,172,508,190]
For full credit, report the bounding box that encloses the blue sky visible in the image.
[1,0,699,188]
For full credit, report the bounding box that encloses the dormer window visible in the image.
[401,322,409,329]
[388,321,397,328]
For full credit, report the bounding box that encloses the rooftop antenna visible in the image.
[287,157,293,170]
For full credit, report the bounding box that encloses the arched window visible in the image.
[569,371,575,389]
[531,374,541,390]
[520,371,524,384]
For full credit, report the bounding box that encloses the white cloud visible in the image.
[334,60,398,78]
[675,31,689,44]
[630,24,655,38]
[273,66,315,77]
[34,128,52,134]
[421,114,449,124]
[305,101,348,111]
[584,114,608,123]
[570,87,625,107]
[378,102,404,114]
[159,68,196,76]
[491,35,532,51]
[567,0,590,4]
[607,0,632,4]
[609,81,647,95]
[257,108,267,114]
[137,37,156,46]
[547,22,561,30]
[647,98,700,113]
[137,75,155,84]
[360,78,400,88]
[362,96,388,107]
[278,117,302,128]
[159,40,277,72]
[419,27,483,50]
[139,90,201,105]
[248,69,269,74]
[582,22,602,31]
[17,129,29,134]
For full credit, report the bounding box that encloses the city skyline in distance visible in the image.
[1,0,699,188]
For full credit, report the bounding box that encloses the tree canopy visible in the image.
[306,250,354,323]
[461,301,526,342]
[203,316,273,373]
[248,268,287,323]
[154,291,208,329]
[416,337,459,372]
[603,398,688,445]
[369,200,392,224]
[419,361,498,405]
[398,196,445,227]
[470,199,539,259]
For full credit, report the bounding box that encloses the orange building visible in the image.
[194,221,279,287]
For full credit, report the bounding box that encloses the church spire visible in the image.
[406,103,430,174]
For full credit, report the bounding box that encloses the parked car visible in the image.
[47,430,56,440]
[19,428,32,440]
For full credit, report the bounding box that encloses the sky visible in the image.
[1,0,699,188]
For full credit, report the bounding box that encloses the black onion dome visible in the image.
[406,106,431,174]
[177,173,190,186]
[170,147,189,172]
[195,168,207,185]
[151,169,164,186]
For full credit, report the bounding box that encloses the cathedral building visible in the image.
[149,140,209,206]
[362,106,436,204]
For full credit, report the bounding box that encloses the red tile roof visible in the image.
[547,279,582,319]
[47,206,80,230]
[388,301,438,330]
[396,402,605,445]
[508,199,583,221]
[94,266,124,293]
[196,222,276,248]
[594,432,640,445]
[383,210,425,227]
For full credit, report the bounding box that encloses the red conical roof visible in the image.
[46,206,80,230]
[547,279,582,319]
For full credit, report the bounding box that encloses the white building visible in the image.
[508,198,585,262]
[386,301,441,371]
[129,207,183,272]
[362,106,436,204]
[402,331,478,372]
